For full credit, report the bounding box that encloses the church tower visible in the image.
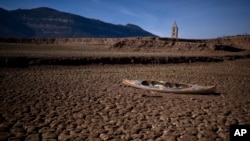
[171,21,178,39]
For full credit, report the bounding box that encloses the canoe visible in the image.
[122,79,216,94]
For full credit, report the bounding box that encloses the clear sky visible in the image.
[0,0,250,39]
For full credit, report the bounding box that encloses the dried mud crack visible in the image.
[0,59,249,140]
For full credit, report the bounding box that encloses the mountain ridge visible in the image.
[0,7,156,38]
[0,8,35,37]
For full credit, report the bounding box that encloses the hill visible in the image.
[0,8,35,37]
[0,7,156,38]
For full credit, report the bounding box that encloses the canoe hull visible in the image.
[122,79,216,94]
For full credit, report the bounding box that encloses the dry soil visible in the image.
[0,59,249,141]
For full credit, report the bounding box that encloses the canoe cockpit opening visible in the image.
[141,80,150,86]
[141,80,191,88]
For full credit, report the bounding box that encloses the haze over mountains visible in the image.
[0,7,156,38]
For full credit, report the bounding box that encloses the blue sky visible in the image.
[0,0,250,39]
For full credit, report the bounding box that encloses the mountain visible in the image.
[0,7,156,38]
[0,8,35,37]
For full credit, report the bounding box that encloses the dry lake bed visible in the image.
[0,58,250,141]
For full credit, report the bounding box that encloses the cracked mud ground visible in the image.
[0,59,250,141]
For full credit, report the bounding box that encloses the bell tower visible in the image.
[171,21,178,39]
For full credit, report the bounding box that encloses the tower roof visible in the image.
[173,21,177,27]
